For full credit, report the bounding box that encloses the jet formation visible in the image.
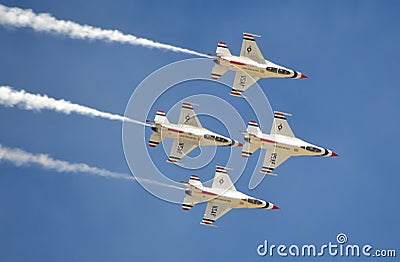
[147,33,337,226]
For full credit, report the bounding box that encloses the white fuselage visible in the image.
[153,122,238,147]
[247,133,335,157]
[215,55,304,79]
[186,185,277,210]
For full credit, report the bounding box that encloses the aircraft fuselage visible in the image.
[214,55,305,80]
[152,122,239,147]
[246,133,336,157]
[186,185,277,210]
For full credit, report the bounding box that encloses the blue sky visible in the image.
[0,0,399,261]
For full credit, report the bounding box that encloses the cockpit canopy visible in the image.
[246,198,263,205]
[266,67,291,75]
[301,146,322,153]
[204,134,228,143]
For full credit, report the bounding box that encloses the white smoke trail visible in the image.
[0,144,127,179]
[0,4,208,58]
[0,144,183,190]
[0,86,150,126]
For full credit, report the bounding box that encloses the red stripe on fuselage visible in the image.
[201,190,218,196]
[230,60,247,66]
[260,138,277,144]
[168,128,184,134]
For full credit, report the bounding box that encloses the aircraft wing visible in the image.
[240,33,265,64]
[211,166,236,191]
[167,139,198,163]
[270,111,294,137]
[201,202,232,226]
[261,145,291,174]
[231,71,260,97]
[178,102,202,128]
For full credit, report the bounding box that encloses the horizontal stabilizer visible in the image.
[242,141,261,158]
[154,110,169,124]
[182,194,198,211]
[216,42,232,57]
[149,132,163,147]
[188,175,203,189]
[211,64,228,80]
[247,120,262,136]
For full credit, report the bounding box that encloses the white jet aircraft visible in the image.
[210,32,307,97]
[242,111,338,175]
[181,166,279,227]
[148,102,242,164]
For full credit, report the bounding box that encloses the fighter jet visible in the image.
[181,166,279,227]
[210,32,307,97]
[242,111,338,175]
[148,102,242,164]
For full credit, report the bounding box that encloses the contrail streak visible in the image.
[0,144,183,190]
[0,86,150,126]
[0,4,208,58]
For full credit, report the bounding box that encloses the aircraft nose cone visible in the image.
[300,73,308,79]
[272,205,280,210]
[331,151,339,157]
[231,140,243,147]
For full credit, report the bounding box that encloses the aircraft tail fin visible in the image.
[216,42,232,57]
